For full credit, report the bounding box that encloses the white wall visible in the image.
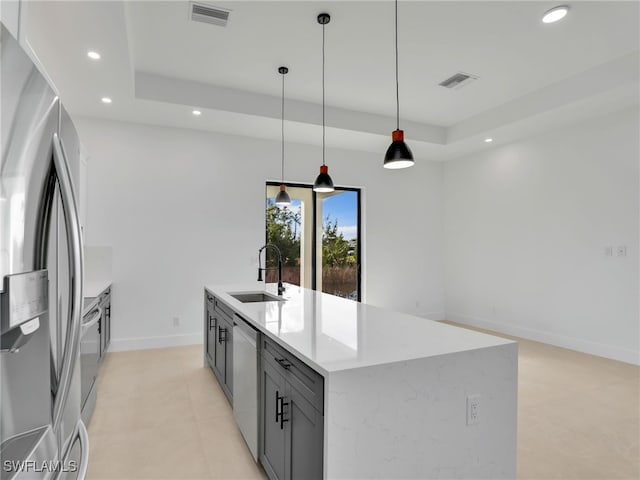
[75,118,445,351]
[443,108,639,364]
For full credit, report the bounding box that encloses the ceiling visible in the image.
[19,1,640,160]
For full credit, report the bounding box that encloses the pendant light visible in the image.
[275,66,292,206]
[313,13,335,193]
[384,0,414,169]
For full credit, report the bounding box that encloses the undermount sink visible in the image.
[229,292,284,303]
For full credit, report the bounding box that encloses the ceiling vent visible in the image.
[190,2,230,27]
[438,72,479,90]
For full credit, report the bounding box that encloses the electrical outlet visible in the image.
[173,317,180,327]
[616,246,627,257]
[467,394,481,426]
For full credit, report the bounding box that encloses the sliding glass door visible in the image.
[266,183,361,301]
[264,185,312,288]
[316,189,360,300]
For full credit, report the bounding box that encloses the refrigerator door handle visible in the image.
[51,132,84,433]
[55,419,90,480]
[75,420,90,480]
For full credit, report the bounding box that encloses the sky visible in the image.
[323,191,358,240]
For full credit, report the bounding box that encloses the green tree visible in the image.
[322,215,354,267]
[266,200,300,267]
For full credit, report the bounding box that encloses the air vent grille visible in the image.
[191,2,230,27]
[438,72,479,89]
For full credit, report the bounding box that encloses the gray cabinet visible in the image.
[288,384,323,480]
[98,288,111,362]
[204,293,216,368]
[82,285,111,424]
[223,317,233,395]
[261,360,287,480]
[261,337,324,480]
[213,314,226,383]
[203,291,323,478]
[205,293,233,403]
[104,295,111,351]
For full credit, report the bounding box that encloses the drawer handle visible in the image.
[276,358,291,370]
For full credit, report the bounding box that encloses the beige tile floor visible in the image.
[444,323,640,480]
[87,345,267,480]
[87,327,640,480]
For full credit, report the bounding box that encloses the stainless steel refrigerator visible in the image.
[0,24,89,480]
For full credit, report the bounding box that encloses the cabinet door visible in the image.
[224,319,233,395]
[99,307,106,360]
[261,359,286,480]
[285,383,324,480]
[213,315,226,383]
[105,298,111,351]
[205,307,216,367]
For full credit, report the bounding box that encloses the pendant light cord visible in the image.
[395,0,400,131]
[322,22,326,167]
[281,71,285,182]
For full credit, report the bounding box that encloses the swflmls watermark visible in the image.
[3,460,78,473]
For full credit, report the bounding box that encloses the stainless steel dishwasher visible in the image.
[233,314,259,461]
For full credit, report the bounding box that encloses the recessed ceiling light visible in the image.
[192,110,202,116]
[484,138,493,143]
[87,51,101,60]
[101,97,112,104]
[542,5,569,24]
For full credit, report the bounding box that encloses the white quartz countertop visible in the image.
[84,280,111,299]
[83,281,111,315]
[206,283,515,376]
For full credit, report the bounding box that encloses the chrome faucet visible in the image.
[258,244,285,296]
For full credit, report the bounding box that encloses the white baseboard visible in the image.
[445,313,640,366]
[419,311,446,321]
[109,332,203,352]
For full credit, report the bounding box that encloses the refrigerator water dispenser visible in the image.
[0,270,48,352]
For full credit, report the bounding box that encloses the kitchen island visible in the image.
[204,283,517,480]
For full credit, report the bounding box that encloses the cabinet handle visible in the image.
[218,327,226,344]
[280,397,289,430]
[276,358,291,370]
[275,391,289,429]
[208,315,215,331]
